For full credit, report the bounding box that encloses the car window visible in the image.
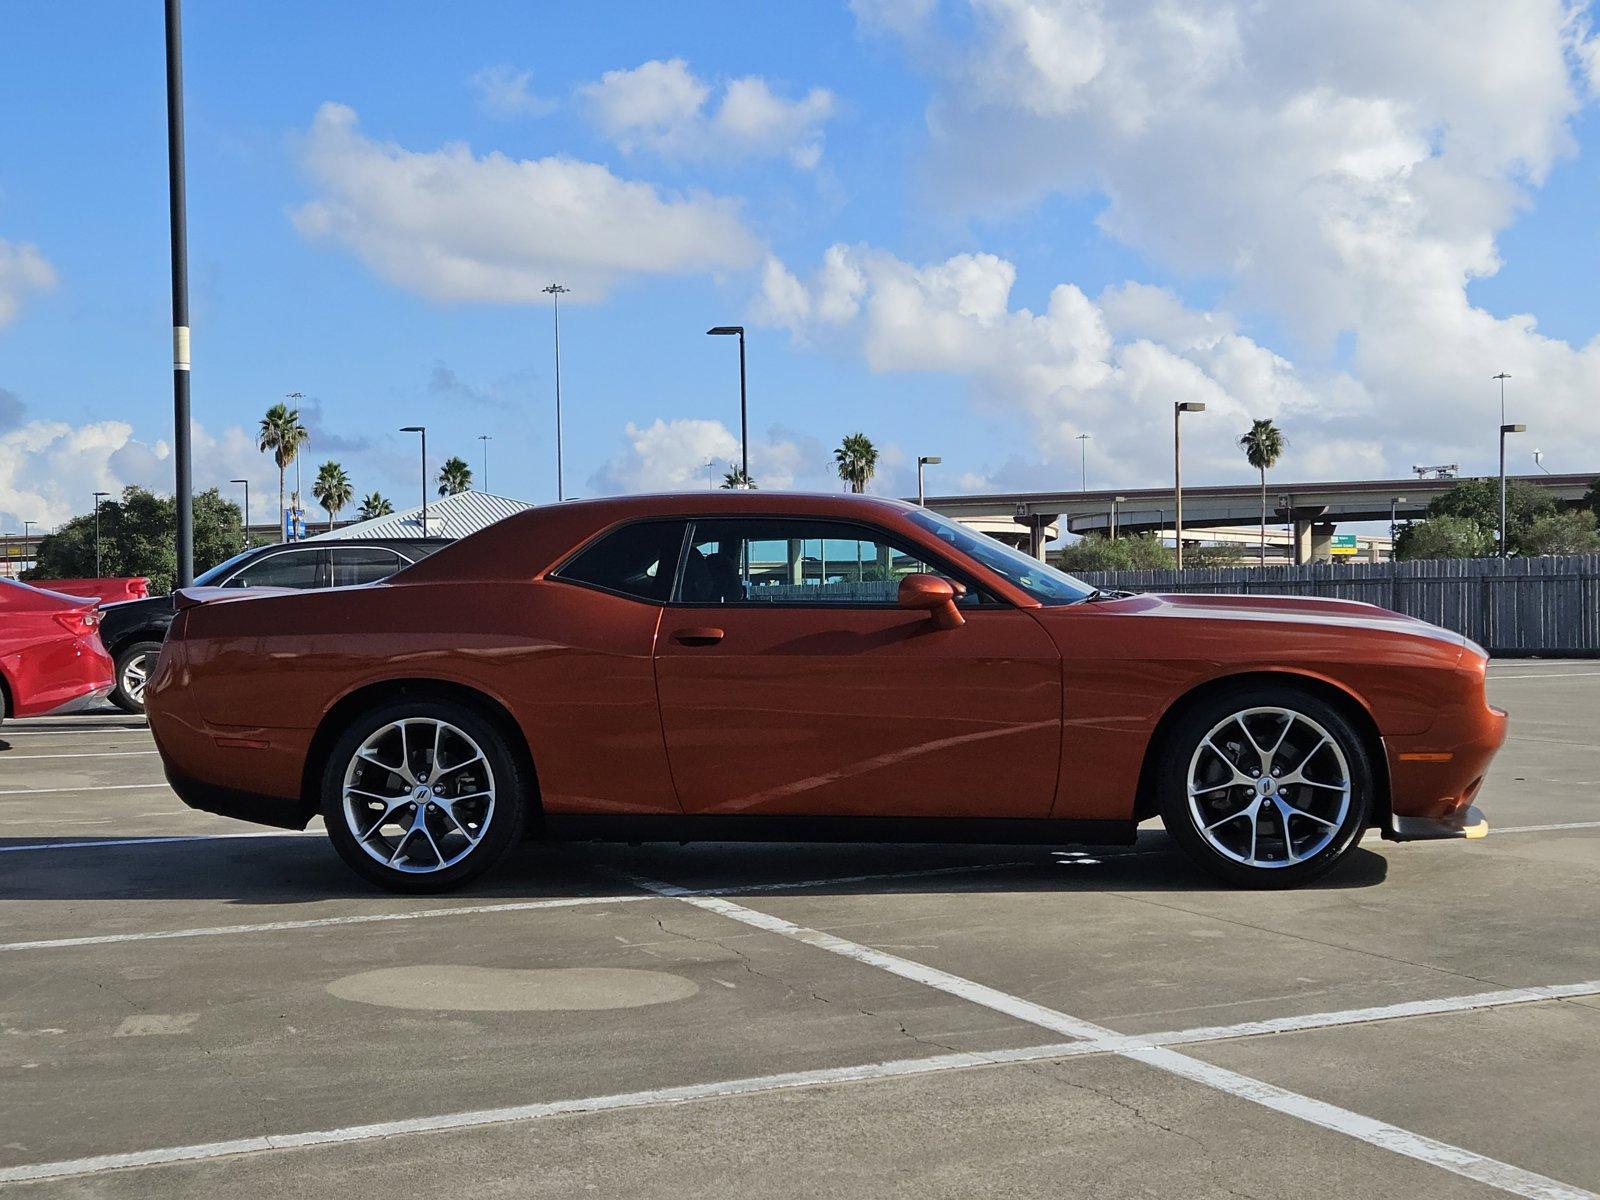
[554,520,688,603]
[677,518,982,606]
[332,547,406,587]
[223,549,327,590]
[907,509,1095,605]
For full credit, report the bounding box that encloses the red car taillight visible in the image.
[53,609,101,637]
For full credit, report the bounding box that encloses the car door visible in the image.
[652,517,1062,819]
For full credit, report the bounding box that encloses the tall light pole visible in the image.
[1499,423,1525,558]
[400,426,428,536]
[285,391,305,526]
[707,326,748,486]
[92,491,110,575]
[1075,432,1091,491]
[1533,449,1551,475]
[1493,372,1511,427]
[477,434,492,492]
[1110,495,1126,541]
[917,455,942,506]
[1173,402,1206,569]
[164,0,194,586]
[21,520,34,575]
[230,479,250,549]
[543,284,569,501]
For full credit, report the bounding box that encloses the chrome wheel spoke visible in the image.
[342,717,497,875]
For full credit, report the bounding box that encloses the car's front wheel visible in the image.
[320,699,526,893]
[1157,686,1373,888]
[111,641,163,713]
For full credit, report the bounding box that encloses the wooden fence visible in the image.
[1070,555,1600,655]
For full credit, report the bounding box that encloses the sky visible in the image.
[3,0,1600,535]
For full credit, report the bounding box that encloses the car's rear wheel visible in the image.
[1157,686,1372,888]
[112,641,162,713]
[320,699,525,893]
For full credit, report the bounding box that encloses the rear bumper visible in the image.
[39,684,114,716]
[163,764,316,831]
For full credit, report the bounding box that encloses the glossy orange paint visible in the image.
[145,491,1505,839]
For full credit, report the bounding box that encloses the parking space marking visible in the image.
[6,977,1600,1188]
[1487,672,1600,681]
[628,874,1597,1200]
[0,750,160,760]
[0,861,1029,953]
[1494,820,1600,835]
[0,726,149,737]
[0,783,168,796]
[0,832,313,855]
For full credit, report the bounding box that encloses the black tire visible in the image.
[111,641,163,713]
[320,698,526,893]
[1156,685,1373,889]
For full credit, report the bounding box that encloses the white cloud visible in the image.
[468,66,556,119]
[842,0,1600,478]
[580,59,837,168]
[0,239,57,327]
[0,417,268,531]
[590,417,831,494]
[291,101,760,303]
[759,243,1375,485]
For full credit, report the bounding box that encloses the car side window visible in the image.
[224,549,327,590]
[332,547,405,587]
[553,520,688,603]
[676,519,983,606]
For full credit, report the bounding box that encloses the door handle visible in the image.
[672,626,725,646]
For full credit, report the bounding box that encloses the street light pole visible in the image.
[543,284,569,501]
[400,426,428,536]
[22,520,34,575]
[92,492,110,575]
[1173,402,1206,569]
[164,0,194,587]
[1111,495,1126,541]
[917,455,942,506]
[707,326,748,485]
[230,479,250,549]
[1499,423,1525,558]
[1493,372,1511,428]
[1076,432,1091,491]
[477,434,492,492]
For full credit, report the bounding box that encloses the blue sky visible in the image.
[2,0,1598,533]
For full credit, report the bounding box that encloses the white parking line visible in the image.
[0,831,312,856]
[5,977,1597,1188]
[0,862,1029,953]
[0,783,168,796]
[0,726,149,737]
[0,750,161,761]
[1494,820,1600,835]
[629,873,1596,1200]
[1488,672,1600,680]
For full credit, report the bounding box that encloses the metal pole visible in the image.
[231,479,249,549]
[917,460,925,507]
[1174,409,1184,571]
[164,0,193,586]
[92,492,109,576]
[421,428,428,536]
[738,329,748,486]
[1499,429,1507,558]
[1076,432,1090,491]
[478,434,491,492]
[22,521,34,575]
[544,284,569,502]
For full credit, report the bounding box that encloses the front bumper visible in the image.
[1389,804,1489,840]
[1383,694,1507,841]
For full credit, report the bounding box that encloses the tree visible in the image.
[1519,510,1600,556]
[1056,533,1174,572]
[1581,478,1600,520]
[437,455,472,497]
[833,433,879,494]
[26,486,243,594]
[311,460,353,531]
[1238,418,1287,568]
[1404,476,1555,557]
[358,492,394,520]
[1393,515,1492,561]
[257,403,308,543]
[721,466,757,489]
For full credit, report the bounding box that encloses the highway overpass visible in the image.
[923,472,1595,562]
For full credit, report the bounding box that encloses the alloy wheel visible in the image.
[121,651,152,705]
[1185,706,1352,868]
[340,717,497,874]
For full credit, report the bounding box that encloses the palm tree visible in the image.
[357,492,394,520]
[1238,418,1288,568]
[437,455,472,497]
[311,461,353,532]
[257,403,309,542]
[720,466,757,490]
[833,433,879,493]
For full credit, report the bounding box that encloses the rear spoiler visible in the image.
[173,585,296,611]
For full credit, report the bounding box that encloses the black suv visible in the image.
[99,538,450,712]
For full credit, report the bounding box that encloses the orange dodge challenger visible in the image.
[146,492,1505,893]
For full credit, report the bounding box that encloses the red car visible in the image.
[145,493,1505,892]
[0,579,115,721]
[31,577,151,604]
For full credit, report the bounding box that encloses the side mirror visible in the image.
[898,573,966,630]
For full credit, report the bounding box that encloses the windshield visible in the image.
[908,509,1095,605]
[193,546,259,586]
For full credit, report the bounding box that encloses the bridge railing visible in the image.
[1070,554,1600,655]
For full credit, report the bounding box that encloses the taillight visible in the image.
[53,609,101,637]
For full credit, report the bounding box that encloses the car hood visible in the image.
[1085,591,1469,653]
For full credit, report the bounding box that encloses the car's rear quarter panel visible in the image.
[170,579,680,815]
